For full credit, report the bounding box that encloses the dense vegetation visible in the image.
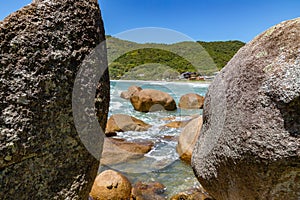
[106,37,245,80]
[109,48,194,79]
[198,41,245,70]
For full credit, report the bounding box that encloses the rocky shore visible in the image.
[94,18,300,199]
[1,0,299,199]
[90,169,213,200]
[97,84,208,199]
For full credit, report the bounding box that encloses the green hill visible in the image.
[106,36,245,80]
[198,40,246,70]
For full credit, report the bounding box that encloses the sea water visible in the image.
[99,80,209,197]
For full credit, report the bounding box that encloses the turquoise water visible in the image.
[99,80,209,197]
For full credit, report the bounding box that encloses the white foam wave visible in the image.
[109,102,123,111]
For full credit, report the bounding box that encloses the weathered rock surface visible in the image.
[120,85,142,99]
[101,138,153,166]
[130,89,177,112]
[177,117,202,163]
[178,93,205,109]
[90,170,132,200]
[0,0,109,199]
[131,181,166,200]
[170,188,214,200]
[105,114,151,136]
[162,120,190,128]
[192,18,300,200]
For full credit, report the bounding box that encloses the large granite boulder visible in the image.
[105,114,151,136]
[130,89,177,112]
[101,138,153,166]
[192,18,300,199]
[131,181,166,200]
[120,85,142,99]
[177,116,202,163]
[178,93,205,109]
[0,0,109,199]
[90,170,132,200]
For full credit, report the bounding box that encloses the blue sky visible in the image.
[0,1,299,43]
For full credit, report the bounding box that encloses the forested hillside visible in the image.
[106,36,245,80]
[198,41,245,70]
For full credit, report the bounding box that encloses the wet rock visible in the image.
[131,181,166,200]
[105,114,152,136]
[90,170,132,200]
[130,89,177,112]
[101,138,154,166]
[0,0,109,199]
[192,18,300,200]
[121,85,143,99]
[178,93,205,109]
[160,135,178,142]
[170,188,214,200]
[177,116,202,164]
[162,120,190,128]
